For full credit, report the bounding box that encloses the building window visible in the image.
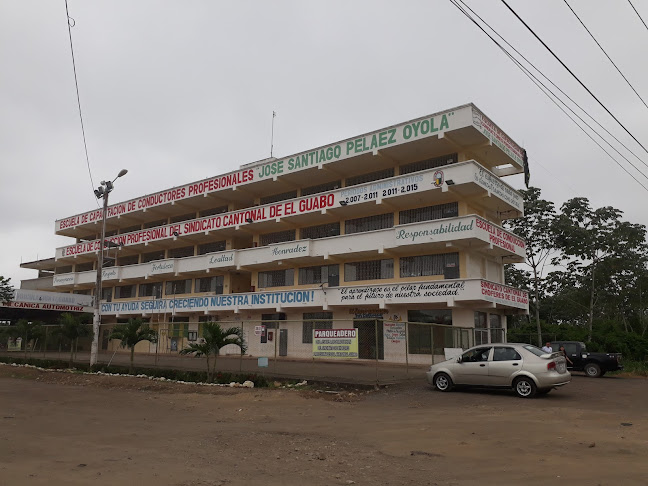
[55,266,73,275]
[199,206,228,217]
[170,212,196,224]
[261,313,286,343]
[344,259,393,282]
[300,222,340,240]
[474,311,488,345]
[144,218,168,229]
[195,276,224,294]
[299,265,339,286]
[168,246,195,259]
[101,287,112,302]
[114,285,136,299]
[260,190,298,205]
[301,180,341,197]
[258,269,294,288]
[407,310,453,354]
[399,202,458,225]
[399,253,459,278]
[260,229,296,246]
[139,282,162,298]
[120,225,141,234]
[118,255,139,266]
[198,241,227,255]
[490,314,504,343]
[346,168,394,187]
[73,289,91,295]
[141,250,166,263]
[302,312,333,343]
[165,279,192,295]
[399,153,457,175]
[345,213,394,235]
[75,262,94,273]
[169,322,188,338]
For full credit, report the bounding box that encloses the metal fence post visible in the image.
[273,320,278,374]
[374,319,379,386]
[430,323,435,366]
[404,321,409,376]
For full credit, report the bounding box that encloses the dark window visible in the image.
[198,241,227,255]
[168,246,195,259]
[344,259,393,282]
[258,269,294,288]
[345,213,394,234]
[165,279,192,295]
[301,180,341,197]
[195,276,224,294]
[301,222,340,240]
[105,230,118,237]
[120,225,141,234]
[346,168,395,187]
[139,282,163,298]
[299,265,339,286]
[399,253,459,278]
[199,206,228,217]
[141,250,166,263]
[302,312,333,343]
[144,219,168,229]
[55,266,73,275]
[399,202,459,225]
[260,313,286,343]
[493,347,521,361]
[260,190,298,205]
[490,314,504,343]
[170,212,196,224]
[73,289,91,295]
[407,310,453,355]
[101,287,113,302]
[75,262,94,272]
[474,311,488,345]
[118,255,139,266]
[399,153,457,175]
[114,285,136,299]
[462,347,492,362]
[260,229,296,246]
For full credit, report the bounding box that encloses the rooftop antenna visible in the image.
[270,111,276,157]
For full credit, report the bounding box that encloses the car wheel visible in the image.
[513,376,537,398]
[434,372,453,392]
[584,363,602,378]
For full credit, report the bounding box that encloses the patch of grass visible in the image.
[614,360,648,377]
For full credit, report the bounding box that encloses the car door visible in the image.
[455,347,492,385]
[488,346,522,386]
[563,342,581,370]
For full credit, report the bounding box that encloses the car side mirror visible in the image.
[457,356,463,363]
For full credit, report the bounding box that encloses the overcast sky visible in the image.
[1,0,647,286]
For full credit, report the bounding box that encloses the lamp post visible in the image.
[90,169,128,367]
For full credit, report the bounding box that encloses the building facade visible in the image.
[22,104,529,363]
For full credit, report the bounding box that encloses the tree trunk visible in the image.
[206,355,211,382]
[69,346,74,368]
[588,264,596,342]
[212,352,218,382]
[533,266,542,347]
[130,346,135,374]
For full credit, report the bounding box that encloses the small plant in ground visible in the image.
[109,318,158,374]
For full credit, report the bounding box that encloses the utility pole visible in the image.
[270,111,276,157]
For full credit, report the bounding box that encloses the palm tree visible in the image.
[2,319,44,359]
[55,313,91,367]
[179,322,246,382]
[109,318,157,374]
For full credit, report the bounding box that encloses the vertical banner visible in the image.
[312,329,359,358]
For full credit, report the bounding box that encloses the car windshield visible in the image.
[522,345,546,357]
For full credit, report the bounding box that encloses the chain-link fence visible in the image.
[1,320,512,385]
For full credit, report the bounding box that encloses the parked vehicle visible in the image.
[550,341,623,378]
[426,343,571,398]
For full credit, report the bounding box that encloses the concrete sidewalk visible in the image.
[0,350,430,386]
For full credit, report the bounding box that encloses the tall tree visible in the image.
[504,187,557,346]
[552,198,647,341]
[0,276,13,303]
[179,322,246,382]
[109,318,157,373]
[55,313,92,367]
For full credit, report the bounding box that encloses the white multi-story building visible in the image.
[21,104,528,363]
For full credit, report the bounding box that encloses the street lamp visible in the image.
[90,169,128,367]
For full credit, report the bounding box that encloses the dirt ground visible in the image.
[0,366,646,486]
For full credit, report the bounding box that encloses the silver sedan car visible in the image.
[426,343,571,398]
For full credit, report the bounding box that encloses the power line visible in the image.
[454,0,648,175]
[563,0,648,111]
[64,0,99,206]
[628,0,648,32]
[448,0,648,192]
[500,0,648,157]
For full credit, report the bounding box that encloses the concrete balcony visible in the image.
[52,214,525,290]
[55,160,524,264]
[96,278,528,316]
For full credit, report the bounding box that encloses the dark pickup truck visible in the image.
[550,341,623,377]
